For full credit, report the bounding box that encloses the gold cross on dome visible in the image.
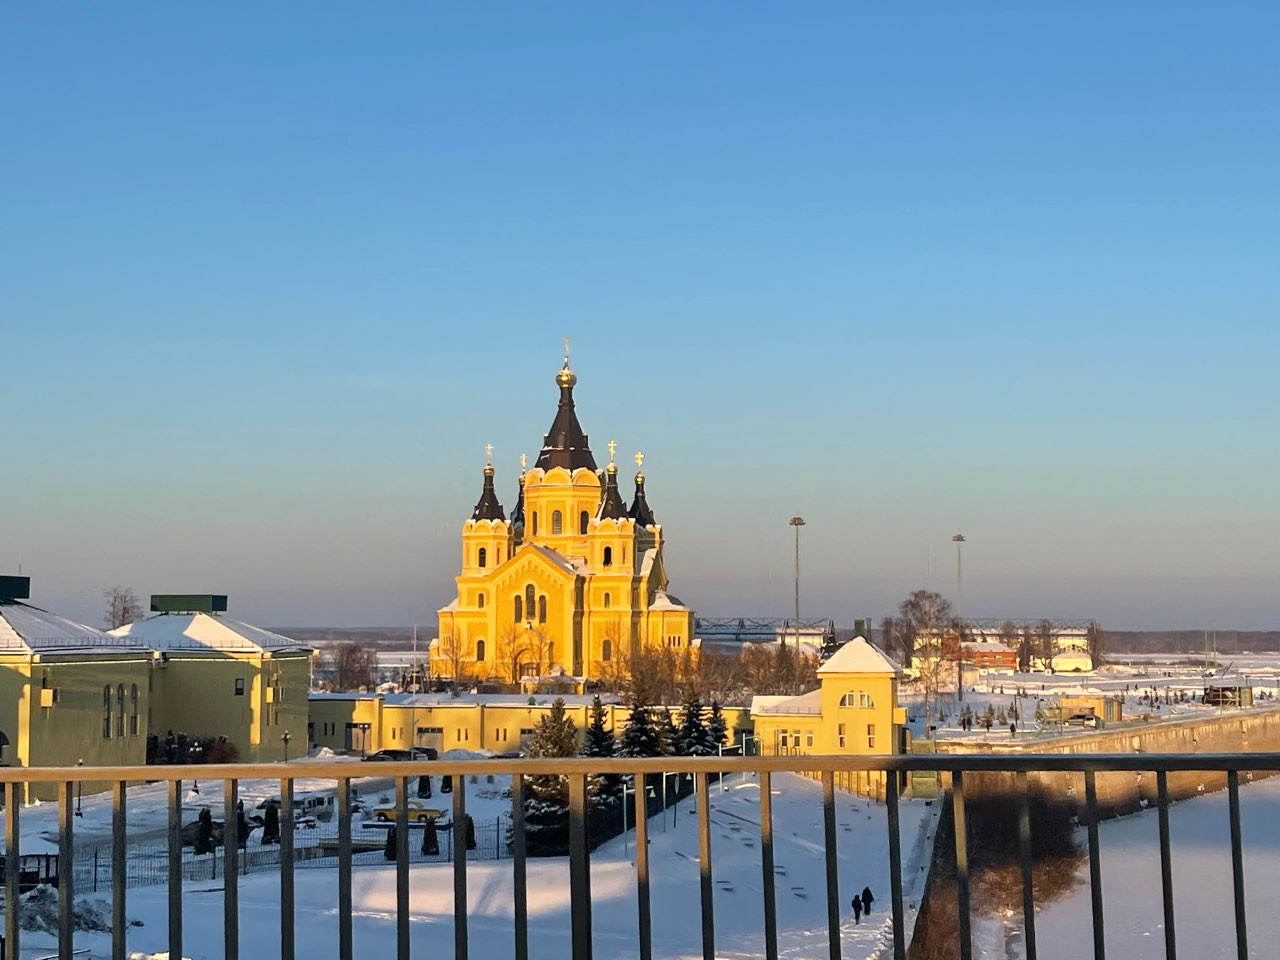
[520,452,528,471]
[484,443,493,465]
[634,450,645,469]
[608,440,617,463]
[563,337,571,362]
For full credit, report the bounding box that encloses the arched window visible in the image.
[477,593,486,609]
[103,685,112,738]
[603,592,611,608]
[532,512,538,536]
[525,584,536,616]
[478,547,487,568]
[538,595,547,623]
[514,596,523,623]
[476,639,486,662]
[603,546,613,567]
[579,511,589,535]
[551,510,562,534]
[602,639,612,662]
[116,685,125,737]
[130,683,139,736]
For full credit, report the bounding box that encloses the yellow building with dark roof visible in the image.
[431,352,694,683]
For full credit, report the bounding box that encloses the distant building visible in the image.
[431,353,694,683]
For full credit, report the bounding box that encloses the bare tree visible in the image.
[434,631,475,683]
[1086,622,1105,669]
[325,641,376,692]
[1034,619,1058,672]
[897,590,953,736]
[103,587,143,630]
[495,624,532,685]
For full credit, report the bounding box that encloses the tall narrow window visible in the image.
[130,683,139,736]
[116,685,125,737]
[602,639,612,662]
[476,639,486,662]
[603,546,613,567]
[478,547,487,568]
[866,723,877,749]
[477,593,486,609]
[580,511,589,535]
[551,510,562,534]
[525,584,536,616]
[103,686,112,738]
[538,595,547,623]
[603,592,611,608]
[514,596,523,622]
[532,512,538,536]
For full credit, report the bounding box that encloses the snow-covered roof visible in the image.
[751,689,822,716]
[0,601,145,655]
[365,692,622,708]
[527,544,580,575]
[964,640,1014,653]
[112,612,311,654]
[650,590,689,612]
[817,636,902,676]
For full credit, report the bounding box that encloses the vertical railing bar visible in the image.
[821,770,840,960]
[112,781,127,960]
[338,777,353,960]
[396,775,410,960]
[5,781,20,960]
[695,771,714,960]
[224,777,239,960]
[167,779,182,960]
[1227,770,1248,960]
[453,774,469,960]
[952,770,972,960]
[280,777,296,960]
[1017,771,1038,960]
[886,770,906,960]
[512,774,528,960]
[760,770,778,960]
[1155,770,1176,960]
[59,780,74,960]
[633,772,652,960]
[1084,769,1105,960]
[567,774,592,960]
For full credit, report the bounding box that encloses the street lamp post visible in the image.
[281,731,292,764]
[75,758,84,817]
[789,517,806,648]
[953,533,966,704]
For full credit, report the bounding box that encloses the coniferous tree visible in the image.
[521,697,578,854]
[617,701,662,759]
[656,707,679,756]
[675,693,716,756]
[581,695,620,804]
[706,700,728,752]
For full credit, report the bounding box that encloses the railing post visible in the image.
[1016,771,1038,960]
[281,777,295,960]
[952,770,972,960]
[759,770,778,960]
[695,770,714,960]
[568,774,592,960]
[1084,769,1105,960]
[396,776,410,960]
[512,774,528,960]
[5,782,20,960]
[337,777,353,960]
[453,773,469,960]
[886,770,906,960]
[633,772,652,960]
[112,781,127,960]
[59,780,74,960]
[224,778,239,960]
[821,770,840,960]
[1227,770,1248,960]
[1155,770,1176,960]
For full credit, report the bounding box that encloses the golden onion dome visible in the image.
[556,360,577,389]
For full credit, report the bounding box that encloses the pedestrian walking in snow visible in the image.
[851,896,862,924]
[861,886,875,915]
[1010,722,1017,738]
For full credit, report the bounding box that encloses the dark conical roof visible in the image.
[629,471,655,526]
[535,361,597,472]
[510,472,526,529]
[471,465,506,521]
[597,463,629,520]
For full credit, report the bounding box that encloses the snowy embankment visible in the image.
[993,773,1280,959]
[19,773,938,960]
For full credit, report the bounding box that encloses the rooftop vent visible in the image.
[0,576,31,602]
[150,594,228,614]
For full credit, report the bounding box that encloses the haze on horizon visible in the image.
[2,5,1276,632]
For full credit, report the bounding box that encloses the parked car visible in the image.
[362,747,437,762]
[1065,713,1100,728]
[370,798,445,823]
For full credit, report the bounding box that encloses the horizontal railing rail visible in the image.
[3,752,1274,960]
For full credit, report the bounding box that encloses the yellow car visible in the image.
[371,799,445,823]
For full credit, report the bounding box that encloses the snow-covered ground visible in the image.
[7,773,939,960]
[993,773,1280,959]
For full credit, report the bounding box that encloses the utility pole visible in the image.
[789,517,806,648]
[953,533,966,703]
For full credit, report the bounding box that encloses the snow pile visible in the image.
[4,885,112,934]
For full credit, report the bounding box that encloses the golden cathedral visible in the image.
[431,352,694,683]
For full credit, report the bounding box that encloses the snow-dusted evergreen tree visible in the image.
[520,697,578,854]
[617,700,662,759]
[656,706,680,756]
[706,700,728,752]
[675,692,717,756]
[581,695,620,804]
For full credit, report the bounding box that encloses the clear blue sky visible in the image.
[2,4,1277,630]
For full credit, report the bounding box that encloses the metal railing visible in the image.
[1,752,1275,960]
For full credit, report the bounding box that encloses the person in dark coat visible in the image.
[851,895,862,924]
[861,886,875,915]
[262,802,280,845]
[236,799,249,849]
[195,807,214,855]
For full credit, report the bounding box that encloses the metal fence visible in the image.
[2,753,1276,960]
